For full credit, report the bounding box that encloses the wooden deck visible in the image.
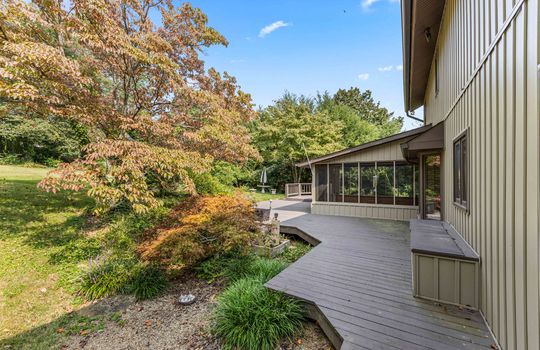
[260,200,496,350]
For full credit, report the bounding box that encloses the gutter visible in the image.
[401,0,413,113]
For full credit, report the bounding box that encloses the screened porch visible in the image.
[313,161,419,207]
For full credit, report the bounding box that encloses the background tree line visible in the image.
[0,86,404,194]
[249,88,403,191]
[0,0,403,203]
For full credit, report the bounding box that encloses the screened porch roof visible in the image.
[296,124,433,168]
[400,122,444,162]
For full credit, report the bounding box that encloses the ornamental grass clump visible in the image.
[79,256,168,300]
[228,257,288,283]
[214,278,304,350]
[129,264,169,300]
[78,257,136,300]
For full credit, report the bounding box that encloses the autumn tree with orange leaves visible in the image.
[0,0,259,213]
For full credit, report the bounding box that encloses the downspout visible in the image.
[406,110,424,123]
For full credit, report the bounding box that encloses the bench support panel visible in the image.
[413,253,480,310]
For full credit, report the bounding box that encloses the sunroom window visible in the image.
[329,164,343,202]
[395,162,414,205]
[376,162,394,204]
[316,161,417,206]
[360,163,376,204]
[315,164,328,202]
[344,163,359,203]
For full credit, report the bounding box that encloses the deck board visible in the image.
[261,200,496,350]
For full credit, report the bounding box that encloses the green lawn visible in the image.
[241,188,285,202]
[0,165,98,348]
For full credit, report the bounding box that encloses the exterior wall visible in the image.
[311,138,419,221]
[311,202,418,220]
[328,139,409,163]
[423,0,539,349]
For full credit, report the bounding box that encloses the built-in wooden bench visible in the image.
[410,219,480,310]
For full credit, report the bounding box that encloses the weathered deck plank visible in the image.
[261,200,495,350]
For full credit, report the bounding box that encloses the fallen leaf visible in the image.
[144,320,152,327]
[56,328,65,334]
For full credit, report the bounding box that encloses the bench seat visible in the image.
[410,219,480,310]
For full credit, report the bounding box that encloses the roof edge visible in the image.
[296,124,433,168]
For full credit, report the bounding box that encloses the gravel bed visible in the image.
[62,274,333,350]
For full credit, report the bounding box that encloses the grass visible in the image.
[241,188,285,202]
[0,165,97,347]
[0,165,172,348]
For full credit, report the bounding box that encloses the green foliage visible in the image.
[0,115,87,166]
[196,253,255,283]
[130,264,169,300]
[278,240,313,263]
[215,277,305,350]
[331,87,404,131]
[78,257,135,300]
[251,89,404,188]
[191,171,231,195]
[233,257,288,283]
[79,259,169,301]
[211,161,255,187]
[251,92,345,188]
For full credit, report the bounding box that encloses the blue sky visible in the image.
[189,0,421,130]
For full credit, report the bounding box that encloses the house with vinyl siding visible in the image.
[292,0,539,348]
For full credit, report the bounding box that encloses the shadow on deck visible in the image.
[260,200,496,350]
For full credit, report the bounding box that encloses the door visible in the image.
[421,153,442,220]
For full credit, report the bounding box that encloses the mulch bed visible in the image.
[62,273,333,350]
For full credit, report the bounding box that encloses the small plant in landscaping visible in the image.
[79,257,168,301]
[78,257,136,300]
[232,257,288,283]
[214,278,304,350]
[197,254,286,284]
[130,264,169,300]
[196,253,255,283]
[279,240,313,263]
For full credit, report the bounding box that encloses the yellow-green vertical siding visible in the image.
[423,0,539,349]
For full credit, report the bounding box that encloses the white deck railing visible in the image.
[285,183,312,197]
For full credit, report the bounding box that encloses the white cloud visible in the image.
[396,64,403,71]
[361,0,398,10]
[361,0,381,9]
[230,59,245,64]
[378,65,393,72]
[259,20,291,38]
[358,73,370,80]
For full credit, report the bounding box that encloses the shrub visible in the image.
[129,264,169,300]
[139,195,259,271]
[78,257,136,300]
[215,278,304,350]
[191,171,231,196]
